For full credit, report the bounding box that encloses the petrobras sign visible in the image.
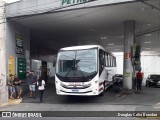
[61,0,89,5]
[61,0,135,6]
[5,0,136,18]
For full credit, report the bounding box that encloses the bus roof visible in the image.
[60,45,104,51]
[59,45,114,56]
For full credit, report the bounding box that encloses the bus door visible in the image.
[99,49,107,87]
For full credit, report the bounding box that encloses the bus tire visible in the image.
[99,91,104,96]
[110,84,113,88]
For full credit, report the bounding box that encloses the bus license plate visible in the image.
[69,83,83,86]
[72,89,79,92]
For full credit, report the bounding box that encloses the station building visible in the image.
[0,0,160,104]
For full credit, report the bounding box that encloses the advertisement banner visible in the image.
[125,52,130,60]
[8,56,15,77]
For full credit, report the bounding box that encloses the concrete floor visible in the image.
[19,83,160,108]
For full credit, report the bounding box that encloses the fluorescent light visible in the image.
[108,43,114,46]
[100,36,107,40]
[145,41,151,44]
[144,33,151,37]
[145,48,150,50]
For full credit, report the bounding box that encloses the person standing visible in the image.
[136,69,143,92]
[14,74,22,99]
[26,71,37,98]
[37,76,45,103]
[8,74,15,99]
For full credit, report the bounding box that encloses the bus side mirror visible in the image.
[53,56,57,67]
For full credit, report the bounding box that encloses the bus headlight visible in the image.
[84,83,91,87]
[95,81,98,84]
[60,82,65,86]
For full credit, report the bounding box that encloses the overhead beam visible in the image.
[136,27,160,37]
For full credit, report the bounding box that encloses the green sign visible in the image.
[135,65,141,71]
[131,44,137,58]
[15,33,24,55]
[17,58,26,79]
[62,0,88,5]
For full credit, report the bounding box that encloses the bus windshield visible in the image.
[56,48,97,78]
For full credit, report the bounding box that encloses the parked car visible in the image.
[113,74,123,86]
[146,74,160,87]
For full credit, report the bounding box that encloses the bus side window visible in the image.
[105,53,108,67]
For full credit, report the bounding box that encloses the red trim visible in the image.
[99,87,104,92]
[99,82,104,86]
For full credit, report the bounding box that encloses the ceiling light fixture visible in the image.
[144,33,151,37]
[100,36,107,40]
[108,43,114,46]
[145,48,151,50]
[145,41,151,44]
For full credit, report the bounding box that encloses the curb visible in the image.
[0,99,22,107]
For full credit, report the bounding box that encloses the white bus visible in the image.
[55,45,116,96]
